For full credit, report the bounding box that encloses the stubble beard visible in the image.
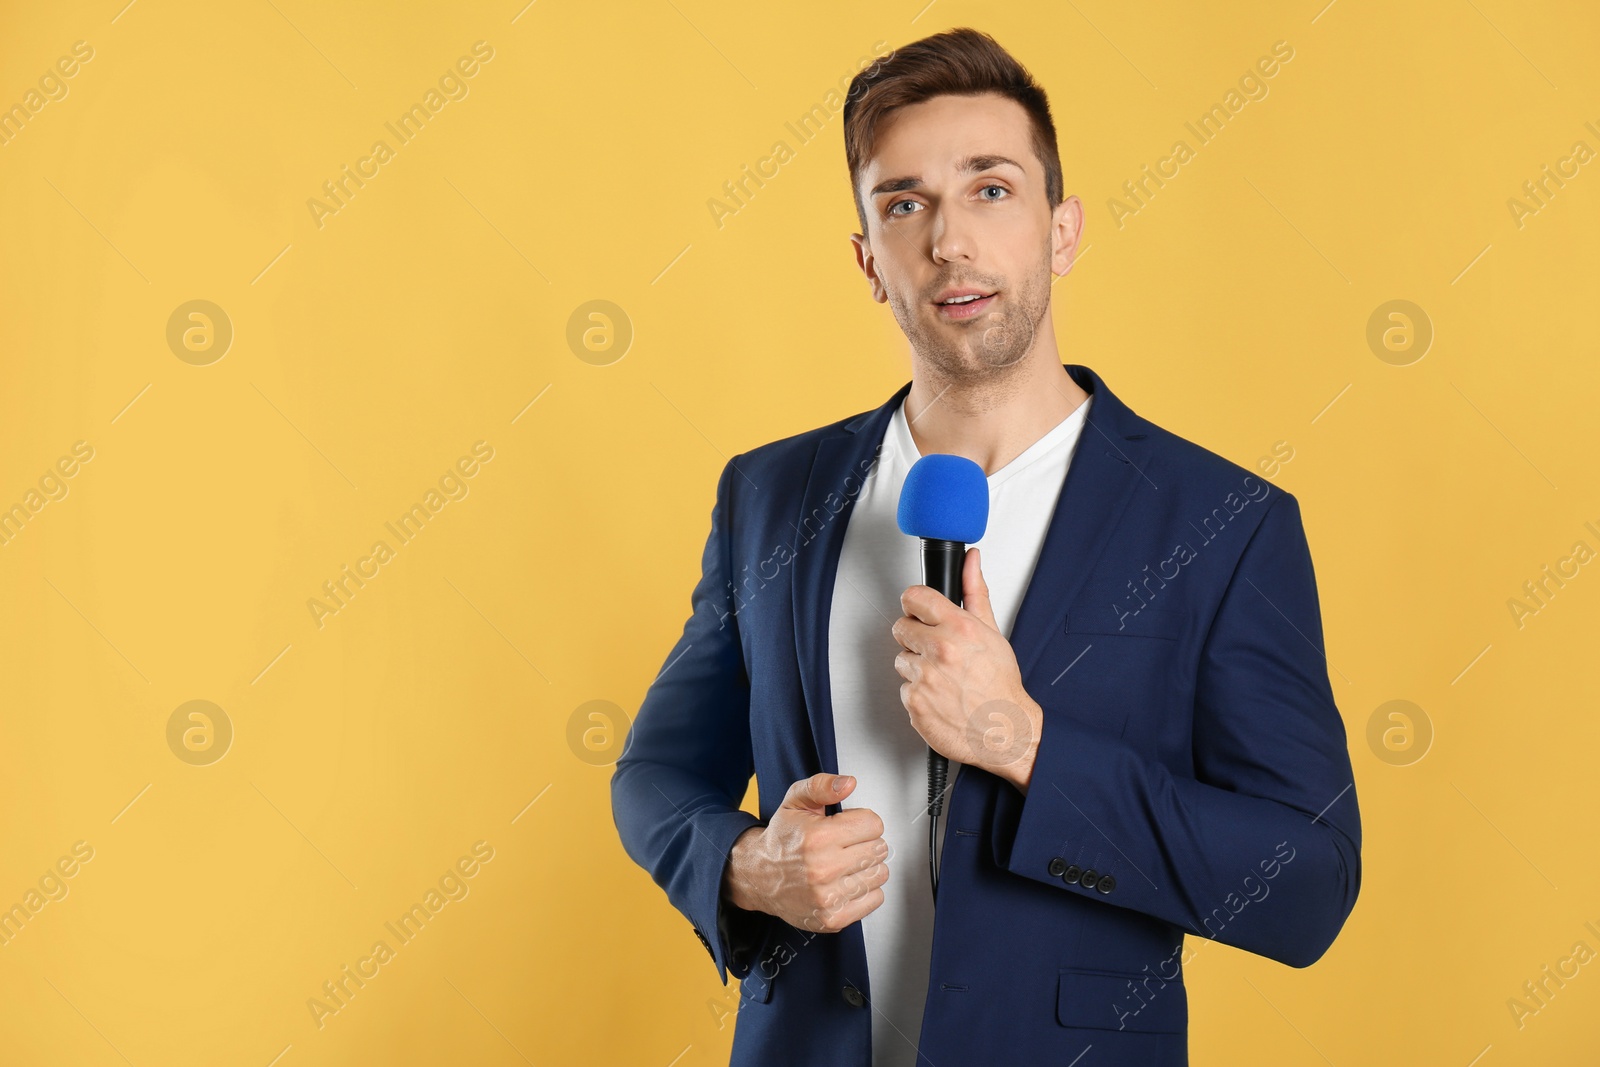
[888,246,1054,409]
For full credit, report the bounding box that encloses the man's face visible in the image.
[851,92,1081,384]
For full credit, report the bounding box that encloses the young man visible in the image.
[612,27,1360,1067]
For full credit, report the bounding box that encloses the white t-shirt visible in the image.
[827,391,1092,1065]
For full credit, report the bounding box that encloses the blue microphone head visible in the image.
[897,454,989,543]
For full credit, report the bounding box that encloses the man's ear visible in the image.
[850,232,888,303]
[1049,195,1085,279]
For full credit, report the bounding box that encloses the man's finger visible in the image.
[827,807,886,848]
[838,836,889,874]
[899,583,955,625]
[825,884,887,931]
[891,615,936,655]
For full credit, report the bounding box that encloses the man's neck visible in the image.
[903,352,1089,476]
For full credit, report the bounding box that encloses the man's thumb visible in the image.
[964,546,998,629]
[788,772,855,810]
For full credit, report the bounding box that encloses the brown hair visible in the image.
[843,27,1064,235]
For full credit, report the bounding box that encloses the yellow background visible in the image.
[2,0,1597,1063]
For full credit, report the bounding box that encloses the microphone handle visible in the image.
[920,538,966,604]
[920,538,966,818]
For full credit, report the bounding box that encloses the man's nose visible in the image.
[930,202,979,265]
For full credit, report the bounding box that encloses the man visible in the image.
[611,27,1360,1067]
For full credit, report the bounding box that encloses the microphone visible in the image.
[897,453,989,900]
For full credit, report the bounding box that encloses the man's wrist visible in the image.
[722,824,767,914]
[993,696,1042,794]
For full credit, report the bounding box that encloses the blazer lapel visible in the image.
[791,381,910,779]
[1007,364,1156,686]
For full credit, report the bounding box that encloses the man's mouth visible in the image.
[933,291,998,320]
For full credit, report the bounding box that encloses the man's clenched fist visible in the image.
[722,773,889,934]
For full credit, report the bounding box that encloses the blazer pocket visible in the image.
[1056,967,1187,1034]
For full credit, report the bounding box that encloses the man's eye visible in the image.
[888,200,921,216]
[981,185,1008,201]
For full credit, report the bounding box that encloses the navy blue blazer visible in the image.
[611,364,1361,1066]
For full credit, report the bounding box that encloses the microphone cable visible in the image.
[928,750,948,900]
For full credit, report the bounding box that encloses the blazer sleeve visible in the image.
[990,490,1362,969]
[609,454,773,986]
